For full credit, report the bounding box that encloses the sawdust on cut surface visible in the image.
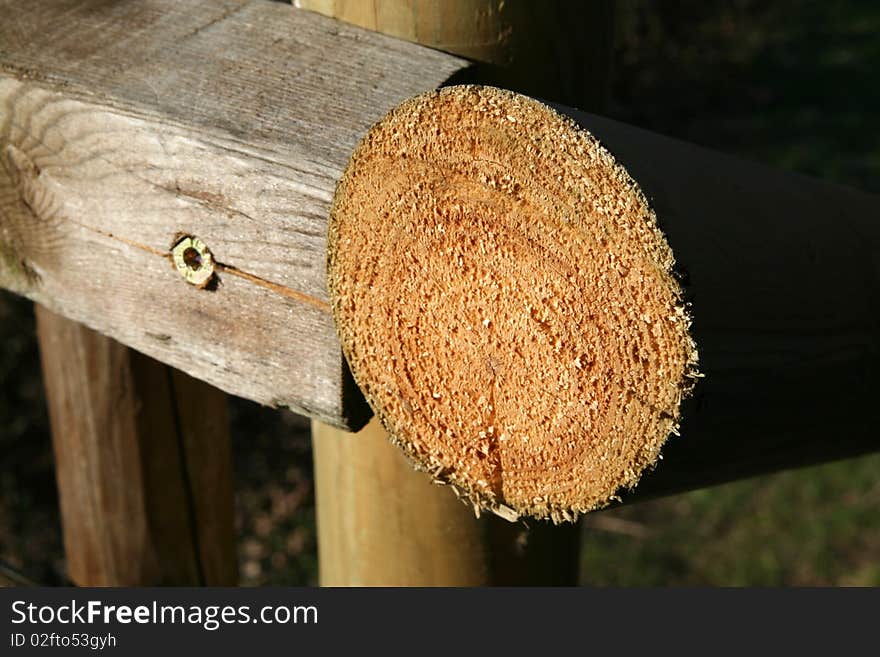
[328,85,698,522]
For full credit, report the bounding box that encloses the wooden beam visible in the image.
[37,306,236,585]
[548,109,880,500]
[0,0,466,429]
[6,0,872,515]
[324,88,880,519]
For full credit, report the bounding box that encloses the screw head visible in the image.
[172,236,214,288]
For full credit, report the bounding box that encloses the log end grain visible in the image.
[327,86,699,522]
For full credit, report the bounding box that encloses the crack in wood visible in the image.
[178,2,251,43]
[214,261,330,311]
[2,148,331,311]
[78,219,332,311]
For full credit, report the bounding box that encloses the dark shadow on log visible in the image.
[547,107,880,501]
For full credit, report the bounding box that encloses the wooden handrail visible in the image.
[2,0,877,505]
[0,0,465,430]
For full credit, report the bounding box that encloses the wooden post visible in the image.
[36,307,237,586]
[295,0,614,110]
[313,419,582,585]
[305,0,610,585]
[313,417,488,585]
[8,0,871,584]
[2,2,874,538]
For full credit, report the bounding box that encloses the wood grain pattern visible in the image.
[308,1,609,586]
[168,366,238,586]
[37,306,237,585]
[0,0,466,429]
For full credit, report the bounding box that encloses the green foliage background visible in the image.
[581,0,880,586]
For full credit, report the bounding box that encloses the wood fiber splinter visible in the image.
[328,86,699,522]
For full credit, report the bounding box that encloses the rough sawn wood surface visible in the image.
[0,0,466,429]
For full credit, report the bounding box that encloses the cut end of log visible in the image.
[327,86,699,522]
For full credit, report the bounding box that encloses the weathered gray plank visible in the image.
[36,306,237,586]
[0,0,466,428]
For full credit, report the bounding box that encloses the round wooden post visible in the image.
[313,417,488,585]
[296,0,613,110]
[305,0,611,585]
[37,307,237,586]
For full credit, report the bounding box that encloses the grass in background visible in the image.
[580,0,880,586]
[583,456,880,586]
